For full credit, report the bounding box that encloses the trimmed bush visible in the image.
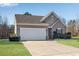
[9,36,20,41]
[53,31,58,39]
[53,32,71,39]
[53,31,64,39]
[64,32,71,39]
[59,34,64,39]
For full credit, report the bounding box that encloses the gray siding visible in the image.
[44,14,57,26]
[42,13,66,36]
[51,20,66,35]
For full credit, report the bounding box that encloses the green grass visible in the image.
[0,39,31,56]
[72,36,79,38]
[57,39,79,48]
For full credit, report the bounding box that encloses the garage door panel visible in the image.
[20,28,46,40]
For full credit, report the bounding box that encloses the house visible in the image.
[15,11,66,40]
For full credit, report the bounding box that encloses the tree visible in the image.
[60,17,66,25]
[24,12,32,16]
[0,16,3,25]
[9,25,14,34]
[1,17,9,38]
[67,20,76,36]
[0,16,3,38]
[75,19,79,35]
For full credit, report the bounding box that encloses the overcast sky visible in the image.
[0,3,79,25]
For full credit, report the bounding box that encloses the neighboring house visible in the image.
[15,11,66,41]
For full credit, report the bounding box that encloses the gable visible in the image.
[40,11,66,27]
[42,13,58,26]
[51,19,66,33]
[40,11,59,22]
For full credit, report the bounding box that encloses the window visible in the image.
[56,28,62,34]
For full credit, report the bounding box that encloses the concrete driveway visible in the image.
[22,41,79,56]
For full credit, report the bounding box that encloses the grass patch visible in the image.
[0,39,31,56]
[72,36,79,39]
[57,39,79,48]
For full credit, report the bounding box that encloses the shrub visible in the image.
[64,32,71,39]
[53,31,64,39]
[59,34,64,39]
[53,31,58,39]
[9,36,20,41]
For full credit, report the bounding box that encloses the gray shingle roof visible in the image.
[15,14,44,24]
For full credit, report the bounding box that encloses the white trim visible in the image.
[50,19,59,28]
[17,23,48,26]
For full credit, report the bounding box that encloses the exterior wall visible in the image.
[42,14,66,39]
[46,28,49,40]
[51,20,66,35]
[17,25,20,36]
[43,14,57,26]
[14,18,17,35]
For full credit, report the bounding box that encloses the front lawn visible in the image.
[0,39,31,56]
[57,39,79,48]
[72,36,79,39]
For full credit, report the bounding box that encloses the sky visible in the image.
[0,3,79,25]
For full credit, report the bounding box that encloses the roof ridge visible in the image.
[15,14,44,17]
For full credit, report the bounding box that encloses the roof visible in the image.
[40,11,66,27]
[15,14,44,24]
[15,11,66,27]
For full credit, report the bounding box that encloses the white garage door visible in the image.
[20,28,46,40]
